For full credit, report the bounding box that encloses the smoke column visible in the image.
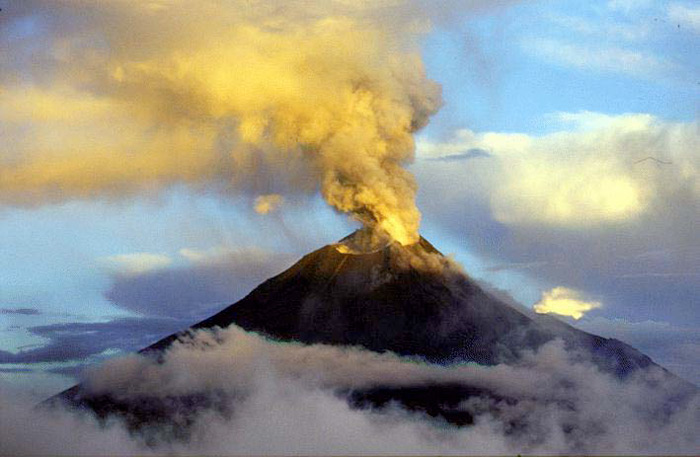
[0,1,443,244]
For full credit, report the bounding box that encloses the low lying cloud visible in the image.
[533,286,602,320]
[2,325,697,455]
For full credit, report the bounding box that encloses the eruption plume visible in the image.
[0,1,442,244]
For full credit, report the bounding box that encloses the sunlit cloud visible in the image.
[533,286,602,320]
[417,112,698,227]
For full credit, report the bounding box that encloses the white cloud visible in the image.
[533,286,602,320]
[102,253,172,276]
[418,112,699,228]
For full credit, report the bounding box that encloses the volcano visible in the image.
[141,229,654,374]
[51,230,690,430]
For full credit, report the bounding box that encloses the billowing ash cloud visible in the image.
[3,325,697,455]
[0,0,452,244]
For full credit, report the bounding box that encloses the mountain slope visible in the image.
[143,231,653,376]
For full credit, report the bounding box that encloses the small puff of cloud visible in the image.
[533,286,602,320]
[254,194,284,215]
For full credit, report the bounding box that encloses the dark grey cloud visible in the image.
[0,308,41,315]
[104,250,296,320]
[0,317,187,365]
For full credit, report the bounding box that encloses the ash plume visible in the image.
[0,0,448,244]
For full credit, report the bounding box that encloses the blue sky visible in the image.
[1,0,698,396]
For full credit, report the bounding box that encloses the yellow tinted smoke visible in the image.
[0,2,442,245]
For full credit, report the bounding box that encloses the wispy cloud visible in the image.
[102,253,173,276]
[668,3,700,33]
[607,0,655,13]
[525,38,673,79]
[545,12,650,41]
[0,308,41,316]
[425,148,492,162]
[485,260,550,273]
[616,272,700,279]
[0,367,34,373]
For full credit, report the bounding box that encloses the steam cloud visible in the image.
[2,325,697,455]
[0,0,446,244]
